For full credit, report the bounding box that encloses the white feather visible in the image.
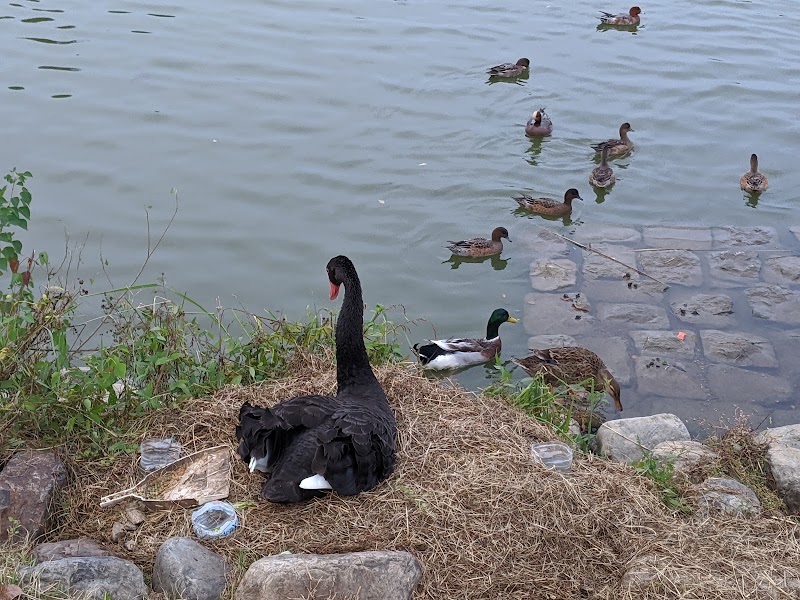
[249,455,269,473]
[424,351,491,370]
[299,474,333,490]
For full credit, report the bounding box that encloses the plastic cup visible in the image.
[531,441,573,473]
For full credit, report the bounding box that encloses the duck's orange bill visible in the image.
[330,283,340,300]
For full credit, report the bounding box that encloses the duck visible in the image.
[514,188,583,217]
[512,347,623,412]
[589,146,616,188]
[413,308,518,370]
[740,153,768,192]
[525,109,553,137]
[591,123,634,156]
[598,6,641,25]
[446,227,510,257]
[486,58,530,78]
[236,255,397,503]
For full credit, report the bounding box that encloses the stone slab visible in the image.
[572,226,641,244]
[578,280,667,303]
[708,250,761,284]
[670,293,735,327]
[642,227,712,250]
[791,226,800,244]
[634,357,706,399]
[529,258,577,291]
[597,303,670,329]
[524,292,595,335]
[517,229,570,258]
[582,244,639,280]
[745,285,800,324]
[699,330,778,368]
[629,330,697,357]
[712,226,779,248]
[706,364,791,406]
[762,255,800,285]
[526,335,576,350]
[638,250,702,287]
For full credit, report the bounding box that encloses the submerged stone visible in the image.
[597,303,670,329]
[708,250,761,283]
[670,293,734,326]
[699,330,778,368]
[529,258,577,291]
[629,330,697,357]
[638,249,702,286]
[745,285,800,324]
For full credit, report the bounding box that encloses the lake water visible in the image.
[3,1,799,427]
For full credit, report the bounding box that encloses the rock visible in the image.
[652,441,718,482]
[18,557,147,600]
[235,551,422,600]
[523,293,595,335]
[765,445,800,513]
[573,226,641,243]
[670,293,734,326]
[754,424,800,450]
[791,226,800,244]
[596,413,690,463]
[707,250,761,283]
[0,584,23,600]
[746,284,800,324]
[638,249,702,286]
[124,506,146,526]
[111,522,127,542]
[642,226,712,250]
[706,364,791,406]
[526,334,576,350]
[699,330,778,368]
[634,356,705,400]
[582,244,638,279]
[712,226,778,248]
[0,451,68,542]
[763,255,800,284]
[33,539,111,564]
[597,303,669,329]
[529,258,577,291]
[153,537,228,600]
[518,229,570,258]
[694,477,761,518]
[629,330,697,357]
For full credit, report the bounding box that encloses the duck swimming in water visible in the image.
[514,188,583,217]
[525,109,553,137]
[591,123,634,156]
[740,153,768,192]
[589,146,616,188]
[236,256,397,503]
[598,6,641,26]
[446,227,510,258]
[486,58,530,78]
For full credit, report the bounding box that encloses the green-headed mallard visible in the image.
[514,188,583,216]
[525,109,553,137]
[598,6,641,25]
[413,308,518,370]
[512,347,623,412]
[589,146,616,188]
[740,153,768,192]
[487,58,530,78]
[446,227,510,257]
[591,122,634,156]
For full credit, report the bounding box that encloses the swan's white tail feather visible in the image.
[299,474,333,490]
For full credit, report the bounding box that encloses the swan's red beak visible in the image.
[329,282,340,300]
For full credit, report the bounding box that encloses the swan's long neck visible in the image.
[336,271,378,393]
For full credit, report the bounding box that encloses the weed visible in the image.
[633,454,692,515]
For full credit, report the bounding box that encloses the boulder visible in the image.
[651,441,718,482]
[18,556,147,600]
[754,423,800,450]
[235,551,422,600]
[153,537,228,600]
[33,539,111,563]
[0,451,68,542]
[694,477,761,519]
[595,413,690,463]
[765,445,800,514]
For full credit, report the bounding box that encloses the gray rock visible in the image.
[33,539,111,564]
[745,284,800,324]
[18,557,147,600]
[791,226,800,244]
[706,364,791,405]
[634,357,706,400]
[765,445,800,513]
[529,258,576,291]
[670,293,734,326]
[754,424,800,450]
[573,226,641,243]
[153,537,228,600]
[629,330,697,357]
[652,441,718,482]
[642,226,712,250]
[527,334,576,350]
[582,244,638,279]
[708,250,761,283]
[235,551,422,600]
[638,250,702,286]
[694,477,761,518]
[517,229,570,258]
[0,451,68,542]
[524,293,595,335]
[699,330,778,368]
[711,226,778,248]
[597,303,670,329]
[763,255,800,284]
[596,413,690,463]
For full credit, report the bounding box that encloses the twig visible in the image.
[536,227,670,288]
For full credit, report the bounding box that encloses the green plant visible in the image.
[633,454,691,514]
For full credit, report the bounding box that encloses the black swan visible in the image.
[235,255,397,503]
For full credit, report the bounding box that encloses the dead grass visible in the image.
[5,356,800,599]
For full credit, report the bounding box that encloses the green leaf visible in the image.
[154,355,172,366]
[12,240,22,253]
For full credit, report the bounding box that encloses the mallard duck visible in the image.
[740,153,768,192]
[525,109,553,137]
[591,123,634,156]
[487,58,530,78]
[413,308,518,370]
[589,146,616,188]
[598,6,641,25]
[512,347,623,412]
[236,256,397,503]
[446,227,510,258]
[514,188,583,217]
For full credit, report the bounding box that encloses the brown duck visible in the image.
[740,153,768,192]
[514,188,582,216]
[512,347,623,412]
[591,122,634,156]
[589,146,616,188]
[487,58,530,78]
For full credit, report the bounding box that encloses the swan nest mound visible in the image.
[52,357,799,599]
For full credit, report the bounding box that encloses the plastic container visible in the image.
[192,501,238,539]
[138,438,182,476]
[531,441,573,473]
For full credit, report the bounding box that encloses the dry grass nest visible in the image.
[21,356,800,599]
